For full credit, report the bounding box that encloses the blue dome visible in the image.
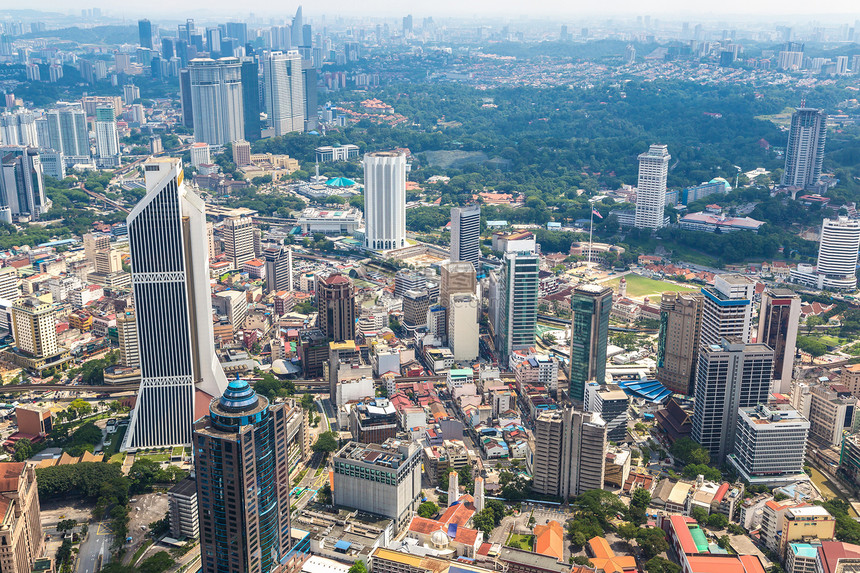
[218,377,258,412]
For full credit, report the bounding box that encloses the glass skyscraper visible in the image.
[569,284,613,403]
[193,378,292,573]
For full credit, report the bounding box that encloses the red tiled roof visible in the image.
[670,515,698,555]
[818,541,860,573]
[0,463,24,493]
[712,482,730,504]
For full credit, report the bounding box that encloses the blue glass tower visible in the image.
[193,378,291,573]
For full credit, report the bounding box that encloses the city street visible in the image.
[77,521,112,573]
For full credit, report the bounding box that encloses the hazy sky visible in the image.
[28,0,860,20]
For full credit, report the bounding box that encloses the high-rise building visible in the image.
[94,106,120,168]
[0,266,17,301]
[758,289,801,395]
[240,59,262,141]
[448,293,479,361]
[123,158,228,450]
[332,439,423,530]
[728,403,809,485]
[493,251,539,364]
[440,261,476,309]
[226,22,248,47]
[583,382,629,442]
[12,297,58,360]
[0,110,39,147]
[187,58,244,146]
[531,407,607,500]
[394,269,427,299]
[138,19,153,49]
[569,284,613,403]
[808,384,857,448]
[317,273,356,342]
[44,103,90,164]
[193,378,292,573]
[291,6,304,47]
[0,462,44,573]
[123,84,140,105]
[264,245,293,293]
[782,107,827,190]
[691,339,774,463]
[222,216,256,269]
[117,309,139,369]
[83,232,110,264]
[699,274,755,348]
[0,146,49,219]
[818,217,860,290]
[179,68,193,128]
[261,50,305,136]
[402,289,430,333]
[363,151,407,251]
[634,144,670,229]
[656,292,704,395]
[450,204,481,271]
[302,63,318,130]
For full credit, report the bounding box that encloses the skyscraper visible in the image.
[0,110,39,147]
[450,204,481,272]
[225,22,248,47]
[178,68,193,128]
[492,251,539,365]
[117,309,139,369]
[317,273,356,342]
[440,260,476,309]
[363,151,407,251]
[264,245,293,293]
[94,106,120,168]
[12,297,58,361]
[261,51,305,136]
[569,284,613,403]
[0,146,48,219]
[44,103,90,164]
[291,6,303,47]
[656,291,704,395]
[447,293,479,362]
[699,274,755,348]
[782,107,826,190]
[691,339,774,463]
[187,58,244,146]
[138,19,153,50]
[222,216,256,269]
[758,289,800,395]
[240,59,262,141]
[634,144,670,229]
[123,158,228,450]
[532,407,607,500]
[818,217,860,289]
[193,378,292,573]
[302,62,318,130]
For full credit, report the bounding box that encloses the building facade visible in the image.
[363,151,407,251]
[569,284,613,403]
[222,216,256,269]
[317,273,356,342]
[757,289,800,395]
[0,463,44,573]
[261,50,305,136]
[123,158,228,450]
[264,245,293,293]
[657,291,704,396]
[728,403,809,485]
[699,274,755,348]
[634,144,670,229]
[0,146,48,219]
[450,205,481,272]
[782,107,826,190]
[193,378,292,573]
[493,252,539,365]
[188,57,244,146]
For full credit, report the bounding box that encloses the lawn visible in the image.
[506,533,535,551]
[109,453,125,464]
[171,446,184,457]
[137,451,170,463]
[603,274,698,301]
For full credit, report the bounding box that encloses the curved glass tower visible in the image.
[193,378,292,573]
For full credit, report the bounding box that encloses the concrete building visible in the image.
[791,217,860,291]
[168,477,199,539]
[448,293,479,362]
[450,205,481,272]
[123,158,227,450]
[317,273,356,342]
[349,398,398,444]
[188,57,244,146]
[0,267,16,301]
[493,251,539,364]
[691,339,774,463]
[728,403,809,485]
[190,142,211,167]
[0,110,39,147]
[808,384,857,448]
[332,439,422,530]
[0,146,49,219]
[782,107,827,190]
[232,139,251,166]
[394,269,429,299]
[634,144,670,229]
[0,463,44,573]
[758,289,801,395]
[43,103,90,165]
[569,284,613,402]
[531,407,607,500]
[402,289,430,333]
[117,309,139,369]
[261,50,305,136]
[363,151,406,251]
[315,144,359,163]
[94,105,120,168]
[222,216,256,269]
[699,274,755,348]
[656,291,704,396]
[193,378,292,573]
[513,354,559,394]
[213,290,248,331]
[11,297,58,361]
[264,245,293,293]
[584,382,629,442]
[779,506,835,558]
[296,207,362,235]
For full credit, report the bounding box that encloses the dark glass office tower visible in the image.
[138,19,152,49]
[241,59,262,141]
[569,284,613,402]
[193,378,292,573]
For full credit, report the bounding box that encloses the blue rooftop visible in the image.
[616,378,672,404]
[218,377,258,412]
